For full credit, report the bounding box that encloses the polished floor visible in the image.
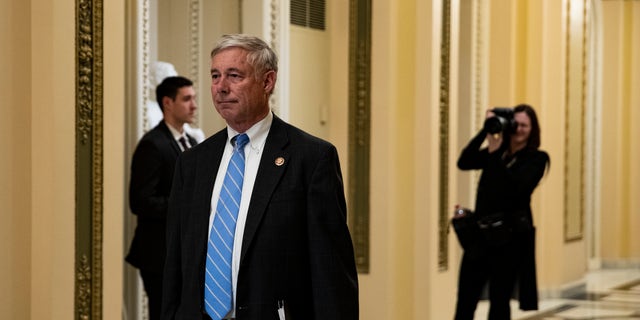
[474,268,640,319]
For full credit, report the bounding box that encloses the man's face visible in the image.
[164,86,197,126]
[210,47,275,132]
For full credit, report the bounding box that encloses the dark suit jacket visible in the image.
[162,115,359,320]
[126,120,198,274]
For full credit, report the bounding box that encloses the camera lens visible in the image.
[484,116,507,134]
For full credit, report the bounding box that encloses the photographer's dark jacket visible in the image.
[457,129,549,310]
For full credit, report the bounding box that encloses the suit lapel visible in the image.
[158,121,182,155]
[186,134,198,148]
[240,117,290,264]
[193,130,228,249]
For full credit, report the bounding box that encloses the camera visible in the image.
[483,107,517,135]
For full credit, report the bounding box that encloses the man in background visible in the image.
[146,61,205,143]
[126,76,199,320]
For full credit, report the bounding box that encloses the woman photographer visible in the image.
[454,104,550,319]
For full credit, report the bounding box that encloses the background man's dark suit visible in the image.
[126,120,197,317]
[162,115,359,319]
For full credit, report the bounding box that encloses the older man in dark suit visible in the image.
[161,34,359,320]
[126,76,199,320]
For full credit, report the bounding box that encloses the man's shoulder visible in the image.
[192,127,226,148]
[134,123,175,153]
[146,121,178,141]
[179,128,226,158]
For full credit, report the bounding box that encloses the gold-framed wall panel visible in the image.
[75,0,104,319]
[438,0,452,271]
[348,0,372,274]
[564,0,588,242]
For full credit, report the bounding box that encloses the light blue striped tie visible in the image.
[205,133,249,319]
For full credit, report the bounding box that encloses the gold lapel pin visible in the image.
[275,157,285,166]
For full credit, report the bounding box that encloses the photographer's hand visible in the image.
[485,109,502,153]
[487,132,502,153]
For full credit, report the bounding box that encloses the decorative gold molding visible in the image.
[75,0,103,319]
[188,0,200,86]
[188,0,201,127]
[76,255,91,319]
[474,0,486,128]
[348,0,372,273]
[142,0,151,132]
[438,0,452,271]
[268,0,279,48]
[268,0,280,113]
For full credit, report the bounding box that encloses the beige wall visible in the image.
[359,0,460,318]
[104,0,126,319]
[30,0,76,316]
[289,26,331,138]
[600,0,640,263]
[1,0,32,318]
[1,0,639,319]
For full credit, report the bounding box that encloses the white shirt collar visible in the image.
[165,120,186,140]
[225,111,273,155]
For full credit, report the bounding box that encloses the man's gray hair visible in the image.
[211,34,278,79]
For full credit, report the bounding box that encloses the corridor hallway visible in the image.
[474,269,640,319]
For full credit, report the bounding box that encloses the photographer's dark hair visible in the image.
[514,103,541,150]
[156,76,193,112]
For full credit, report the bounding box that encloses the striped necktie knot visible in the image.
[232,133,249,152]
[178,136,190,151]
